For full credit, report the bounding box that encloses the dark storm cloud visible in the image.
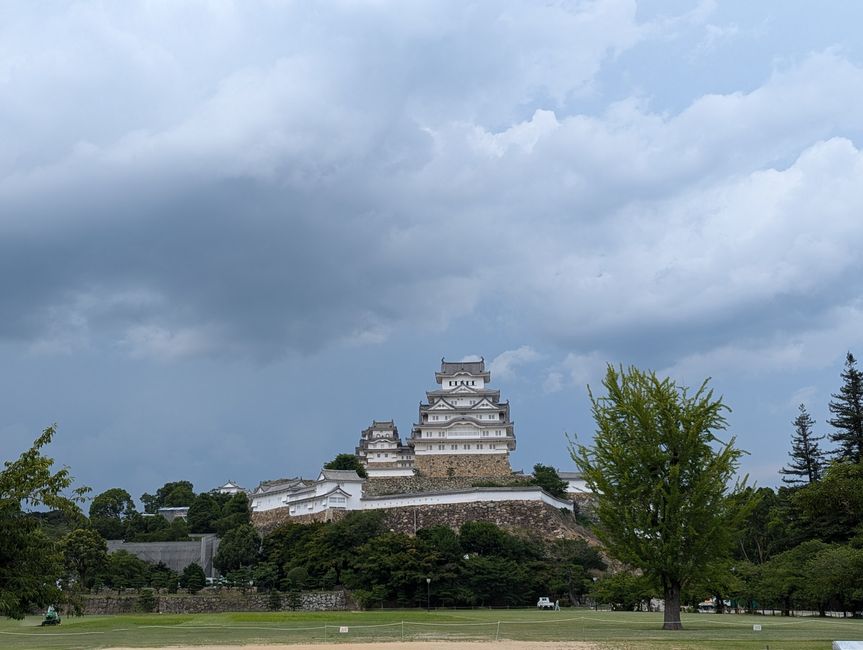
[4,1,863,493]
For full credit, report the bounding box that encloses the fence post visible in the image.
[496,620,500,641]
[401,620,404,639]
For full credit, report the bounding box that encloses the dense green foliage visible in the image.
[60,527,108,591]
[214,524,260,574]
[89,488,136,539]
[0,426,88,619]
[187,491,251,534]
[573,366,750,629]
[180,562,206,594]
[254,513,604,607]
[530,463,568,498]
[140,481,195,514]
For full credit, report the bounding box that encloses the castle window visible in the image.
[450,444,457,450]
[438,444,444,450]
[465,444,471,450]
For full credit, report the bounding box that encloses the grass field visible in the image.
[1,608,861,650]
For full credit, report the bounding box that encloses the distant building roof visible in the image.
[318,469,365,482]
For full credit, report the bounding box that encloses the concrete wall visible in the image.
[106,535,220,577]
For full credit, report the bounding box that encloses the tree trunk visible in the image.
[663,581,683,630]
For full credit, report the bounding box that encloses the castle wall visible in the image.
[414,452,511,477]
[252,498,592,543]
[363,475,529,496]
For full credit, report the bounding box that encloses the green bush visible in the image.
[136,588,156,613]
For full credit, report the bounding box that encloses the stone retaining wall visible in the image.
[77,590,346,615]
[413,453,512,478]
[378,500,588,540]
[253,508,348,536]
[253,498,594,543]
[363,475,530,496]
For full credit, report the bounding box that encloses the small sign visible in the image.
[753,624,762,632]
[339,626,349,634]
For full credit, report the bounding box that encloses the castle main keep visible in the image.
[357,358,516,478]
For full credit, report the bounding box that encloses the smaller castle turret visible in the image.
[355,420,414,478]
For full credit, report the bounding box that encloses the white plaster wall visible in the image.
[412,444,507,455]
[367,467,415,478]
[361,488,573,512]
[566,479,590,494]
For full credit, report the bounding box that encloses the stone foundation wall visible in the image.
[76,590,346,615]
[253,498,594,544]
[414,453,511,478]
[252,508,348,536]
[378,500,590,540]
[363,474,529,496]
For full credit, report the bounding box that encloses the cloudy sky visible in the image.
[3,0,863,502]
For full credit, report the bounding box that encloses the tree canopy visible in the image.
[780,404,825,485]
[0,426,87,619]
[572,365,750,630]
[89,488,136,539]
[141,481,195,514]
[530,463,568,499]
[829,352,863,464]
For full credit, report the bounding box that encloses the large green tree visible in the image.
[89,488,136,539]
[140,481,195,514]
[530,464,568,499]
[213,524,260,574]
[780,405,826,485]
[0,426,88,619]
[60,528,108,592]
[829,352,863,464]
[572,365,750,630]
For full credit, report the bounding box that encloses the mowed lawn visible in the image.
[1,608,862,650]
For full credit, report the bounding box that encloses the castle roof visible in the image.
[318,469,365,482]
[436,357,490,382]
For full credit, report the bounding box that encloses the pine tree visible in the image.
[828,352,863,464]
[779,404,825,485]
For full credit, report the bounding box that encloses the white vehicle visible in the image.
[537,597,553,609]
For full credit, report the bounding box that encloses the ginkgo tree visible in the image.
[572,366,751,630]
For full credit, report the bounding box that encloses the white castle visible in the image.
[249,357,583,518]
[409,358,516,478]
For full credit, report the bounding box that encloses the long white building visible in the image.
[250,470,365,514]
